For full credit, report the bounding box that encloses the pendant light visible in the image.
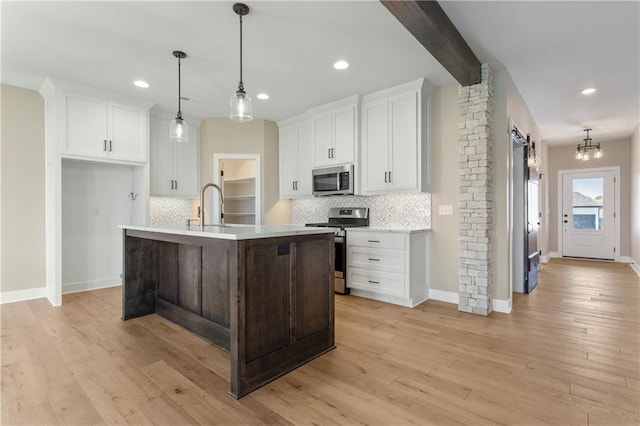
[230,3,253,122]
[169,50,189,142]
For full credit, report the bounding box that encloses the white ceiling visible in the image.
[2,1,638,146]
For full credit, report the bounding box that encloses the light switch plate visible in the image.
[438,205,453,215]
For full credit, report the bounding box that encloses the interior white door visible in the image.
[562,170,616,259]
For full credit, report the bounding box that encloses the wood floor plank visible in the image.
[1,258,638,424]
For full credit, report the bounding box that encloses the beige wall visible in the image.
[547,138,632,256]
[1,84,46,293]
[199,118,291,224]
[631,126,640,265]
[429,83,459,293]
[493,69,542,301]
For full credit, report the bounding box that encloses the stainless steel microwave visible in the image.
[312,164,354,196]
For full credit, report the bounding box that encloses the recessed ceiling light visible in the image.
[581,87,596,95]
[333,60,349,70]
[256,93,269,100]
[134,80,149,88]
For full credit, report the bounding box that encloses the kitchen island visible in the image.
[120,224,336,399]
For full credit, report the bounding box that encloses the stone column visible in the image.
[457,64,494,315]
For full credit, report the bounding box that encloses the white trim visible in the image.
[630,261,640,277]
[493,298,512,314]
[548,251,561,258]
[557,167,620,261]
[540,254,550,263]
[349,288,427,308]
[429,289,459,304]
[1,287,48,304]
[62,278,121,295]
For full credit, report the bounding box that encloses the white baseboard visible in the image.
[492,298,512,314]
[62,278,122,295]
[540,254,550,264]
[1,286,48,304]
[548,251,560,259]
[630,261,640,277]
[429,289,459,304]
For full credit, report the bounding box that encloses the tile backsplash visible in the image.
[150,197,194,228]
[150,193,431,229]
[292,193,431,229]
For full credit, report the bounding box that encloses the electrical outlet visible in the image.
[438,205,453,216]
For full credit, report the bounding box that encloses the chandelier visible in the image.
[575,128,602,161]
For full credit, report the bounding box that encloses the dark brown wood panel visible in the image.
[243,241,292,363]
[177,244,202,316]
[380,0,482,86]
[295,238,333,339]
[122,232,157,320]
[157,242,178,304]
[157,298,230,350]
[202,244,231,328]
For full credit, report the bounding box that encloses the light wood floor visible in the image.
[2,259,639,425]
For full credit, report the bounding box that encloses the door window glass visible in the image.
[572,178,604,230]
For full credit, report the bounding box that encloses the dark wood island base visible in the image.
[122,227,335,399]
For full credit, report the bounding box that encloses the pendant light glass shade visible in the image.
[230,88,253,122]
[170,50,189,142]
[169,116,188,142]
[230,3,253,122]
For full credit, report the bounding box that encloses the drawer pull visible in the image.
[368,258,380,262]
[368,280,380,284]
[367,240,380,243]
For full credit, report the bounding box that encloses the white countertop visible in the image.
[345,227,431,234]
[120,224,336,241]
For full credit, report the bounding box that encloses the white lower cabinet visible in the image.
[347,229,429,308]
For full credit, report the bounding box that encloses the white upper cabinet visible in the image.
[62,92,148,163]
[39,78,152,165]
[310,95,358,168]
[361,79,432,195]
[150,117,199,198]
[278,115,312,199]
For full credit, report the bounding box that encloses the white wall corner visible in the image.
[548,251,560,258]
[428,289,459,305]
[1,287,48,304]
[540,254,550,263]
[492,298,512,314]
[628,260,640,277]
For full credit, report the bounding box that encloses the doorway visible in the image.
[559,167,619,260]
[212,153,261,225]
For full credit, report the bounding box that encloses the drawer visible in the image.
[347,231,406,250]
[347,247,405,274]
[348,268,405,298]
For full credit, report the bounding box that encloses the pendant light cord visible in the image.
[239,14,244,91]
[177,56,182,118]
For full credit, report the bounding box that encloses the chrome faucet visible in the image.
[199,182,224,230]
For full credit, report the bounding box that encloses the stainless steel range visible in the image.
[306,207,369,294]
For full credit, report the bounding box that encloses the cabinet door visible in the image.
[312,113,333,167]
[332,106,355,165]
[150,119,174,196]
[174,124,199,198]
[389,92,418,191]
[295,121,313,196]
[278,124,299,198]
[63,93,108,158]
[362,100,389,193]
[108,102,146,162]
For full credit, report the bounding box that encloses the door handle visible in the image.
[328,148,331,159]
[103,139,107,152]
[389,171,392,182]
[109,140,113,152]
[368,280,380,284]
[170,180,174,190]
[384,172,388,183]
[174,180,177,190]
[331,148,335,158]
[368,258,380,262]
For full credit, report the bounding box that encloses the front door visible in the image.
[561,170,616,260]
